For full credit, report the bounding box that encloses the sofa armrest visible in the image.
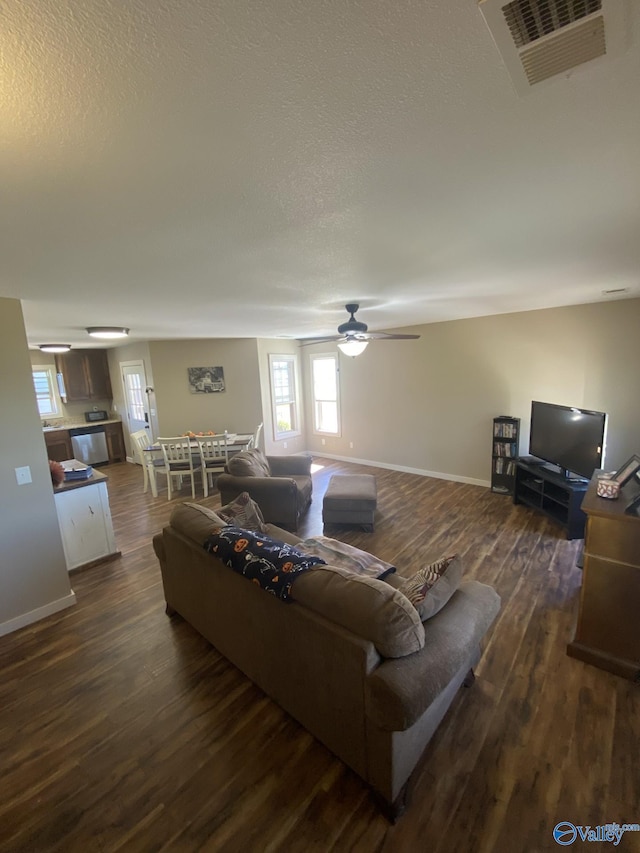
[365,580,501,731]
[267,454,312,477]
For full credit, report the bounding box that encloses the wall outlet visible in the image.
[321,438,326,445]
[283,442,288,449]
[15,466,32,485]
[349,441,353,449]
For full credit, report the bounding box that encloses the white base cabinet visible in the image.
[54,476,118,571]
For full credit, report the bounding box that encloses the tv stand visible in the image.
[513,460,588,540]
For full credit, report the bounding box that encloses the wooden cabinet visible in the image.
[55,350,112,402]
[514,459,588,539]
[54,472,119,571]
[491,416,520,495]
[105,421,125,463]
[567,473,640,680]
[44,430,73,463]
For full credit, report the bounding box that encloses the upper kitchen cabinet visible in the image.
[55,350,113,402]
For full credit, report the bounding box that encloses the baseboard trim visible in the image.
[308,451,490,489]
[0,591,77,638]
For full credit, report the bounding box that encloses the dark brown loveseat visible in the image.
[216,448,312,529]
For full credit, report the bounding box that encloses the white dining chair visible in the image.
[196,435,229,497]
[157,436,202,501]
[130,429,166,496]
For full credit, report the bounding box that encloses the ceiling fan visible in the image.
[299,303,420,356]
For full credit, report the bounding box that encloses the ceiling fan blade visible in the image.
[362,331,421,341]
[297,335,341,346]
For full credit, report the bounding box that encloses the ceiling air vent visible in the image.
[479,0,628,95]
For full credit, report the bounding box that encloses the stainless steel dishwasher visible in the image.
[68,425,109,465]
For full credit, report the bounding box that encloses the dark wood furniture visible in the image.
[513,459,588,539]
[105,421,126,463]
[491,416,520,495]
[44,429,73,463]
[567,472,640,681]
[55,349,113,402]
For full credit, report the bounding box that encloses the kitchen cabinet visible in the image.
[54,468,119,571]
[105,421,125,463]
[44,429,73,463]
[55,350,112,402]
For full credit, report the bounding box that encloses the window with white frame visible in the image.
[269,354,301,439]
[311,354,340,435]
[32,365,61,418]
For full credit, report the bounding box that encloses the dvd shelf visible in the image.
[491,416,520,495]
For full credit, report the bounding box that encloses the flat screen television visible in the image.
[529,401,607,480]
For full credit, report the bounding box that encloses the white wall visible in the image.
[0,298,75,635]
[302,298,640,483]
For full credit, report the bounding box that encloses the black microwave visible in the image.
[85,410,108,422]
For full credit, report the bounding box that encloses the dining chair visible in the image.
[244,422,263,450]
[157,436,202,501]
[196,435,229,497]
[130,429,166,496]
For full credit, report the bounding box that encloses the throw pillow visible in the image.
[226,448,271,477]
[400,554,464,622]
[217,491,266,532]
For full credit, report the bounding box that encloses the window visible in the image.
[269,354,301,439]
[32,365,61,418]
[311,354,340,435]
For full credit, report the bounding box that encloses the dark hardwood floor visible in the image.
[1,458,638,852]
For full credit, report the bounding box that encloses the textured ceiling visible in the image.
[1,0,638,348]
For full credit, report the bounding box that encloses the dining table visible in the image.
[142,433,252,498]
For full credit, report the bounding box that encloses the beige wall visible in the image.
[148,339,263,438]
[302,298,640,483]
[1,299,74,635]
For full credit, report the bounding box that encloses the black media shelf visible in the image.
[491,416,520,495]
[513,459,588,540]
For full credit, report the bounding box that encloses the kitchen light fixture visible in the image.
[86,326,129,339]
[337,339,369,357]
[39,344,71,353]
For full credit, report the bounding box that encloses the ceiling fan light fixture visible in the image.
[39,344,71,353]
[86,326,129,339]
[337,339,369,357]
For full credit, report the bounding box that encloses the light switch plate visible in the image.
[15,466,32,485]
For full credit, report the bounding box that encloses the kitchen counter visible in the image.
[53,461,109,494]
[43,418,122,432]
[53,460,119,571]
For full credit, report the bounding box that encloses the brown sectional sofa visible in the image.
[153,503,501,818]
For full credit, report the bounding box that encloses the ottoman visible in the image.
[322,474,377,532]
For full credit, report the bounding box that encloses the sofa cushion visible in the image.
[217,491,267,532]
[400,554,465,622]
[292,566,424,659]
[226,448,271,477]
[171,502,227,543]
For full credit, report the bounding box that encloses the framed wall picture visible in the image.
[612,454,640,486]
[187,366,225,394]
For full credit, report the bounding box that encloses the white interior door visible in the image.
[120,361,152,440]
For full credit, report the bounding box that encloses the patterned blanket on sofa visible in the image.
[296,536,396,580]
[204,526,326,601]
